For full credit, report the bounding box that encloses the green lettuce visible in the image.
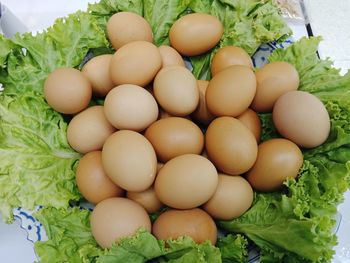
[216,234,248,263]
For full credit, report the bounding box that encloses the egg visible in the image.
[169,13,223,56]
[76,151,124,204]
[44,68,92,114]
[273,91,330,148]
[206,65,256,117]
[158,45,185,68]
[153,66,199,116]
[127,186,164,214]
[154,154,218,209]
[104,84,159,131]
[90,197,151,248]
[205,117,258,175]
[107,12,153,50]
[237,108,261,142]
[67,106,116,153]
[251,61,299,112]
[145,117,204,162]
[246,138,304,191]
[152,208,217,245]
[81,54,114,97]
[211,46,253,76]
[203,174,253,220]
[110,41,162,87]
[102,130,157,192]
[191,80,215,125]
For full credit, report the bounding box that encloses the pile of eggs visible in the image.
[43,11,331,248]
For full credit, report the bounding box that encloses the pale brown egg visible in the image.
[246,138,304,191]
[157,162,164,172]
[76,151,124,204]
[81,54,114,97]
[90,197,151,248]
[203,174,253,220]
[152,208,217,245]
[237,108,261,142]
[153,66,199,116]
[102,130,157,192]
[154,154,218,209]
[211,46,253,76]
[144,117,204,162]
[107,12,153,50]
[169,13,223,56]
[67,106,116,153]
[205,117,258,175]
[44,68,92,114]
[191,80,215,125]
[127,186,164,214]
[110,41,162,87]
[251,61,299,112]
[273,91,330,148]
[206,65,256,117]
[104,84,159,131]
[158,45,185,68]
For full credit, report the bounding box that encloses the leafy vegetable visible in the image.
[216,234,248,263]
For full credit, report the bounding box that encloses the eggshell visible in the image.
[145,117,204,162]
[205,117,258,175]
[246,138,304,191]
[110,41,162,87]
[67,106,116,153]
[211,46,253,76]
[154,154,218,209]
[127,186,164,213]
[237,108,261,142]
[251,61,299,112]
[44,68,92,114]
[90,197,151,248]
[76,151,124,204]
[191,80,215,125]
[169,13,223,56]
[107,12,153,49]
[158,45,185,68]
[102,130,157,192]
[206,65,256,117]
[153,66,199,116]
[104,84,159,131]
[203,174,253,220]
[272,91,330,148]
[81,54,114,97]
[152,208,217,245]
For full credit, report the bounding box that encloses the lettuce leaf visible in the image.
[216,234,248,263]
[0,93,81,223]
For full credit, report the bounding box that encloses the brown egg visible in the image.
[152,208,217,245]
[191,80,215,125]
[246,138,304,191]
[169,13,223,56]
[102,130,157,192]
[44,68,92,114]
[67,106,116,153]
[206,65,256,117]
[155,154,218,209]
[203,174,253,220]
[211,46,253,76]
[153,66,199,116]
[127,186,164,213]
[157,162,164,172]
[158,45,185,68]
[110,41,162,87]
[104,84,159,131]
[237,108,261,142]
[90,197,151,248]
[76,151,124,204]
[81,54,114,97]
[205,117,258,175]
[273,91,330,148]
[107,12,153,50]
[145,117,204,162]
[251,61,299,112]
